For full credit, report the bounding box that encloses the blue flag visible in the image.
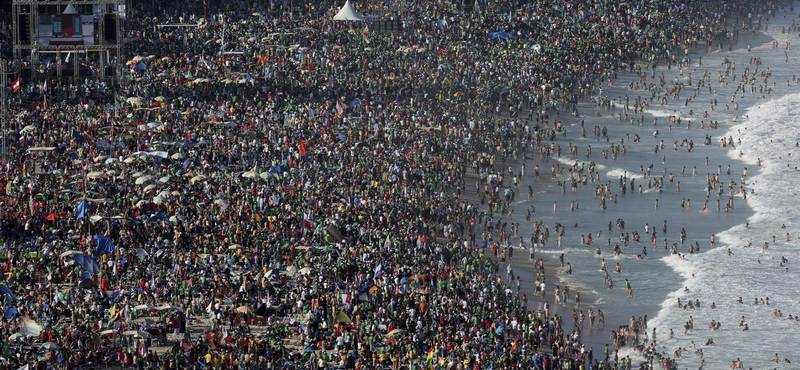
[76,200,88,218]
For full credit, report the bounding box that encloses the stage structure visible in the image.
[12,0,129,84]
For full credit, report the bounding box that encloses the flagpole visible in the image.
[1,59,6,174]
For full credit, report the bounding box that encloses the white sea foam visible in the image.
[606,168,642,181]
[643,92,800,369]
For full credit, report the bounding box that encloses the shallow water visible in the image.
[505,5,800,368]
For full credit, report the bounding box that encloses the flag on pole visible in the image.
[12,78,20,93]
[335,98,345,115]
[302,212,314,230]
[374,262,383,279]
[298,139,307,157]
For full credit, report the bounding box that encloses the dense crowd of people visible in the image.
[0,0,789,369]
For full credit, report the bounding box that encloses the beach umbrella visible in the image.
[299,267,312,275]
[135,175,153,185]
[236,306,251,314]
[242,171,258,179]
[41,342,60,350]
[388,329,404,337]
[20,125,37,134]
[126,97,142,106]
[170,153,185,160]
[285,266,297,275]
[157,176,171,184]
[335,312,352,324]
[8,333,30,341]
[143,184,158,193]
[190,175,207,183]
[135,248,148,259]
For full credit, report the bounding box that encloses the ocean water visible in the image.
[507,7,800,368]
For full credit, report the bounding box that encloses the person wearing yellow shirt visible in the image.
[204,352,212,365]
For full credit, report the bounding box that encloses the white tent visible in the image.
[62,4,79,15]
[333,0,365,21]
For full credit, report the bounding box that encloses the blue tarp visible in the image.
[490,31,514,40]
[72,254,101,275]
[94,235,115,256]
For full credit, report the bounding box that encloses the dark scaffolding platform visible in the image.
[11,0,130,85]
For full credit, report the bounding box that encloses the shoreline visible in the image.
[476,19,781,361]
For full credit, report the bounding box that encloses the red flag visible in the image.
[12,78,20,93]
[298,139,307,157]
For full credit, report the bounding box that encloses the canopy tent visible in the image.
[333,0,365,21]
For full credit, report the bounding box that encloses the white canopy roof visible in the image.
[333,0,365,21]
[62,4,79,15]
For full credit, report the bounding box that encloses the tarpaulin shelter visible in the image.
[490,31,514,40]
